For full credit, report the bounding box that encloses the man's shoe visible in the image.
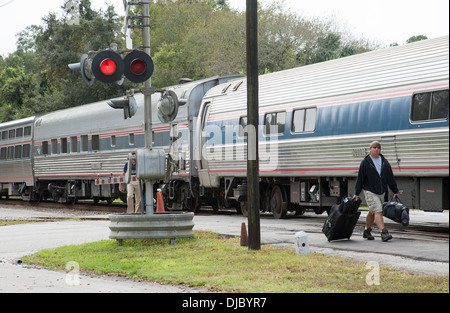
[381,229,393,242]
[363,228,375,240]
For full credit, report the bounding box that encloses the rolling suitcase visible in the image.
[322,198,362,242]
[338,197,361,215]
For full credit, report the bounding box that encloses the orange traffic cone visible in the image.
[240,222,248,247]
[156,190,165,213]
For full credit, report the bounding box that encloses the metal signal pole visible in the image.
[142,1,154,215]
[246,0,261,250]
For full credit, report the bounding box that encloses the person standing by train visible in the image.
[119,152,142,213]
[354,141,399,242]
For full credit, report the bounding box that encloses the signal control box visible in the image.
[136,148,166,181]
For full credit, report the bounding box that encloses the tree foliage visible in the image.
[0,0,376,123]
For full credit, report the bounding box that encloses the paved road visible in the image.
[0,206,448,292]
[194,213,449,275]
[0,207,211,293]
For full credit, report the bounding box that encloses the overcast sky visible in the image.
[0,0,448,57]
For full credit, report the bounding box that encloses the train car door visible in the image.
[196,102,217,187]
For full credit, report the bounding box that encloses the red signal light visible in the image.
[90,50,153,84]
[100,59,117,76]
[130,59,147,75]
[124,50,154,83]
[92,50,124,83]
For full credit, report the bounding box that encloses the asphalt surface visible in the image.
[0,206,448,293]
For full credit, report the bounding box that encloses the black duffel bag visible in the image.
[382,196,410,227]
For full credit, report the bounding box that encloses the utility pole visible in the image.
[142,1,154,215]
[246,0,261,250]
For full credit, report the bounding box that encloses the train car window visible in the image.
[61,138,68,153]
[51,139,58,154]
[92,135,100,151]
[411,93,431,121]
[304,108,317,132]
[71,136,78,153]
[1,131,7,140]
[9,129,15,139]
[23,144,31,158]
[7,146,14,160]
[129,133,135,146]
[24,126,32,136]
[81,135,89,152]
[42,141,49,155]
[111,135,116,147]
[411,89,449,122]
[431,90,449,120]
[14,145,22,159]
[292,108,317,133]
[16,128,23,137]
[0,147,6,160]
[238,116,247,137]
[264,112,286,135]
[292,110,305,132]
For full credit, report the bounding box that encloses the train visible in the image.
[1,36,448,217]
[0,76,243,204]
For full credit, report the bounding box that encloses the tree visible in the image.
[1,0,374,122]
[0,0,135,122]
[406,35,428,44]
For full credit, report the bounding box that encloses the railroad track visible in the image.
[0,198,126,213]
[1,200,448,241]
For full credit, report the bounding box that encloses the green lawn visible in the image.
[21,231,448,293]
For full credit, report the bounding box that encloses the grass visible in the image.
[0,218,79,226]
[0,219,41,226]
[22,231,448,293]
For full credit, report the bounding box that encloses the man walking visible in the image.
[354,141,399,242]
[119,152,142,213]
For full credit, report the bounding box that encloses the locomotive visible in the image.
[1,36,448,217]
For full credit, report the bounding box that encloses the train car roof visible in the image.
[204,35,449,114]
[0,116,36,129]
[33,95,146,140]
[33,75,244,139]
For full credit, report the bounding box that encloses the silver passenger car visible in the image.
[190,36,449,216]
[0,116,35,200]
[0,76,242,204]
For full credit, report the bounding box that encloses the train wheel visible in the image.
[185,197,200,213]
[70,197,78,205]
[271,185,287,219]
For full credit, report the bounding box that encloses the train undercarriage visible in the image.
[0,179,123,205]
[2,176,447,216]
[163,176,449,218]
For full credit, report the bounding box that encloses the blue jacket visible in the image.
[123,162,137,175]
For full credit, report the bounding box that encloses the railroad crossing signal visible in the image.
[124,50,154,83]
[107,95,138,119]
[92,50,125,83]
[69,49,154,85]
[68,54,95,86]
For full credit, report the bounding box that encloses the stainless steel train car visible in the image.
[0,76,241,203]
[1,37,448,217]
[0,116,35,200]
[163,36,449,217]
